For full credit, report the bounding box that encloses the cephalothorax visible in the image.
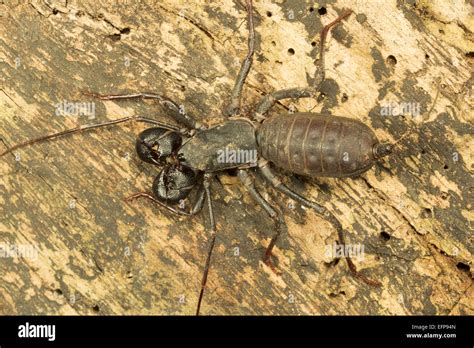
[2,2,401,315]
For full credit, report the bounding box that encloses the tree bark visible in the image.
[0,0,472,315]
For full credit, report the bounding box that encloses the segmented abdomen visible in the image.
[257,112,378,178]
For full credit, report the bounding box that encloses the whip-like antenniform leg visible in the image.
[0,116,184,157]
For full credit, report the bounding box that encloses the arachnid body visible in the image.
[1,2,405,315]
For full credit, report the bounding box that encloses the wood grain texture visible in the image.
[0,0,472,315]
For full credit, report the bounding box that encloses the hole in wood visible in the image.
[380,231,391,241]
[421,208,432,218]
[456,262,470,272]
[386,55,397,66]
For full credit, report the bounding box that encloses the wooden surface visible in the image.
[0,0,472,315]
